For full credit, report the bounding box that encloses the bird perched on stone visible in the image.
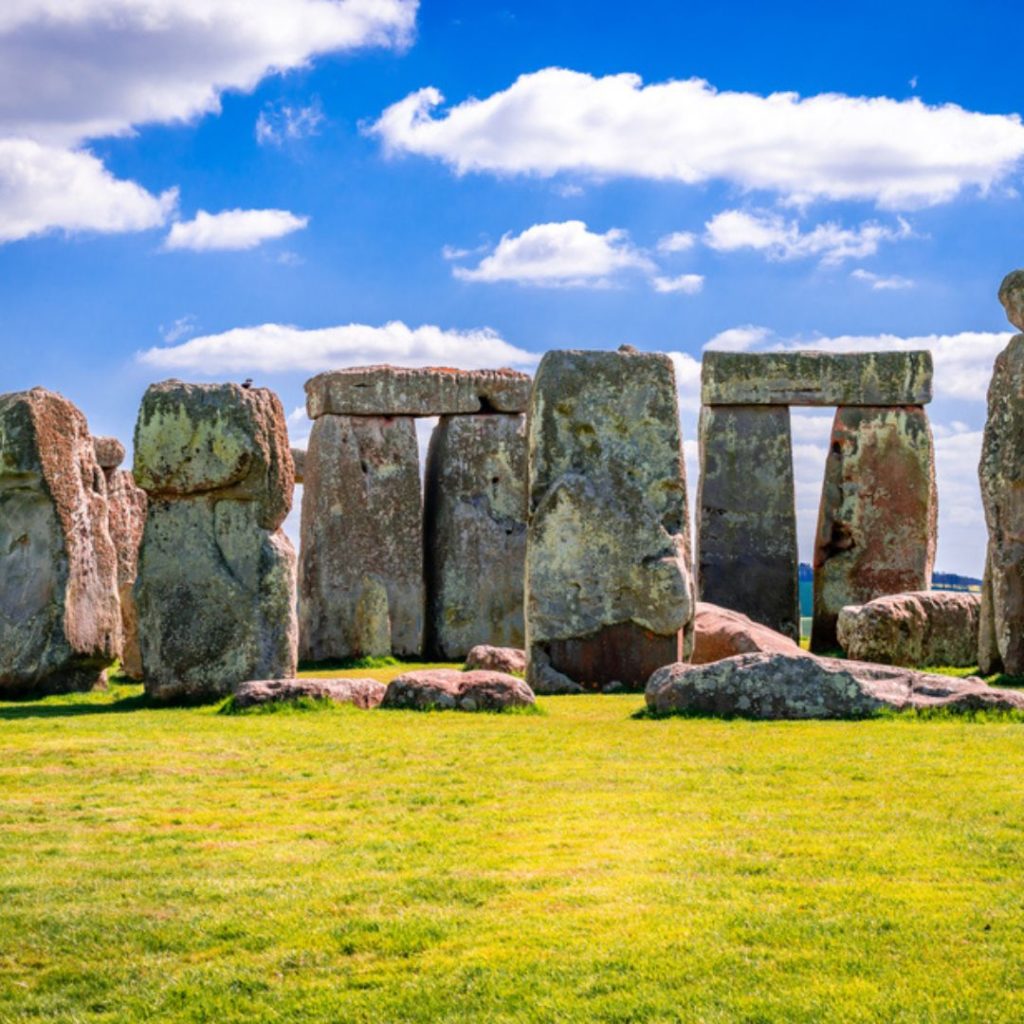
[241,378,253,389]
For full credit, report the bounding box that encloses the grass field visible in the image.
[2,665,1024,1023]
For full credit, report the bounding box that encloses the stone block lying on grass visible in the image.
[464,645,526,675]
[645,652,1024,719]
[231,677,386,710]
[382,669,535,711]
[691,603,803,665]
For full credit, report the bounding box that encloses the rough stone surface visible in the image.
[697,405,800,639]
[299,414,423,660]
[645,652,1024,719]
[691,603,803,665]
[998,269,1024,332]
[232,676,385,709]
[979,333,1024,675]
[465,645,527,675]
[93,435,125,469]
[381,668,535,711]
[526,348,695,691]
[702,350,933,407]
[424,413,527,659]
[306,365,532,418]
[291,447,305,485]
[0,389,121,695]
[133,382,297,701]
[105,468,148,679]
[811,406,937,653]
[837,590,981,668]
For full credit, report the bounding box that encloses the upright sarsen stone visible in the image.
[105,467,147,679]
[811,406,937,652]
[424,413,527,659]
[299,415,423,660]
[133,381,297,701]
[525,348,695,691]
[697,405,800,640]
[0,389,120,694]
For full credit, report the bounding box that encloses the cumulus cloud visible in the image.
[451,221,654,288]
[657,231,697,253]
[369,68,1024,208]
[137,320,535,373]
[164,208,309,252]
[652,273,704,294]
[703,325,774,352]
[704,210,913,265]
[850,268,915,290]
[255,100,325,146]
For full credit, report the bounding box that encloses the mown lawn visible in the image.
[1,666,1023,1023]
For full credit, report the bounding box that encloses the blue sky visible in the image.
[2,0,1022,575]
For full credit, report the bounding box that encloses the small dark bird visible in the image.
[241,378,253,389]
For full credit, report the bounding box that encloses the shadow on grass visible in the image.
[0,683,226,720]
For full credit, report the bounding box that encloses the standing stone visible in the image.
[291,447,306,485]
[105,468,147,679]
[0,389,120,694]
[697,405,800,639]
[811,406,937,652]
[424,413,527,659]
[299,415,423,660]
[133,381,297,701]
[525,347,695,691]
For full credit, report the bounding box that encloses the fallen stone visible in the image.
[697,405,800,639]
[305,365,532,418]
[465,645,526,674]
[381,669,535,711]
[645,652,1024,719]
[811,405,937,652]
[105,468,148,679]
[299,414,423,660]
[93,435,126,469]
[291,447,305,485]
[526,348,695,691]
[702,350,933,407]
[0,388,121,695]
[424,413,527,659]
[998,269,1024,332]
[691,603,803,664]
[231,676,385,710]
[837,591,981,668]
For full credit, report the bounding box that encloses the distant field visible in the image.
[2,665,1023,1023]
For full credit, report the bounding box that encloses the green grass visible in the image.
[2,666,1024,1022]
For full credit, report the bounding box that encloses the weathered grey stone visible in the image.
[811,406,937,653]
[465,645,526,675]
[0,389,120,695]
[93,435,125,469]
[979,334,1024,675]
[837,590,981,668]
[702,350,933,407]
[525,348,695,691]
[291,447,305,485]
[696,405,799,639]
[105,468,147,679]
[691,603,803,665]
[133,382,297,701]
[645,652,1024,719]
[231,676,385,710]
[299,414,423,660]
[306,365,532,418]
[998,270,1024,332]
[424,413,527,659]
[381,668,535,711]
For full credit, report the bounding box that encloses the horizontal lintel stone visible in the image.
[701,350,933,407]
[305,365,532,419]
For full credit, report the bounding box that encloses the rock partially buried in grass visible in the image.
[465,645,526,675]
[231,677,385,710]
[382,669,535,711]
[691,603,803,665]
[645,651,1024,719]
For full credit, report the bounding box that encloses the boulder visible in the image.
[701,350,933,406]
[105,468,148,679]
[92,435,126,469]
[298,414,423,660]
[811,405,937,652]
[465,645,527,675]
[837,590,981,668]
[133,381,297,701]
[0,389,121,694]
[305,365,532,418]
[998,269,1024,332]
[526,347,695,691]
[691,603,803,664]
[231,677,385,710]
[381,669,536,711]
[645,652,1024,719]
[424,413,527,659]
[697,405,800,639]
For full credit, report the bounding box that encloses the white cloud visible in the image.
[850,268,915,290]
[164,208,309,251]
[255,100,325,146]
[137,320,536,373]
[159,314,197,344]
[704,325,773,352]
[451,221,654,288]
[704,210,913,265]
[369,68,1024,209]
[657,231,697,253]
[652,273,704,294]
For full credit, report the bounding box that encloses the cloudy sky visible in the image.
[2,0,1020,576]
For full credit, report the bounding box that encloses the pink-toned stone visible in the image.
[465,645,526,674]
[691,602,803,665]
[105,468,148,679]
[231,677,385,710]
[93,435,125,469]
[381,669,535,711]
